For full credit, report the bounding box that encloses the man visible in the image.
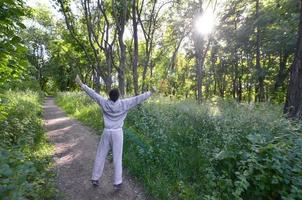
[75,75,152,189]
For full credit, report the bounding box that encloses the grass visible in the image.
[56,92,302,200]
[0,91,57,200]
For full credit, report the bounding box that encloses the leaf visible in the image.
[16,22,26,29]
[215,150,235,160]
[11,36,21,44]
[247,134,263,144]
[0,164,13,176]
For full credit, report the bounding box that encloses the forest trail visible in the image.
[43,97,148,200]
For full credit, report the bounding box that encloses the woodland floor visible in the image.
[43,97,149,200]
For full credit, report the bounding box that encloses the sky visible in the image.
[26,0,63,19]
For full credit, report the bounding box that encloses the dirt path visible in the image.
[43,97,148,200]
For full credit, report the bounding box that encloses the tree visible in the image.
[131,0,139,95]
[0,0,29,88]
[284,0,302,119]
[112,0,128,96]
[137,0,171,92]
[56,0,115,93]
[191,0,212,103]
[23,6,55,91]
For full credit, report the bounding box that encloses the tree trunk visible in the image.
[220,75,225,99]
[274,51,290,91]
[104,76,112,93]
[237,51,245,102]
[112,0,127,96]
[170,35,185,70]
[194,38,203,103]
[132,0,139,95]
[104,49,113,93]
[118,35,126,96]
[232,7,239,100]
[141,53,149,92]
[255,0,265,102]
[193,35,210,103]
[93,69,101,93]
[232,77,236,99]
[238,75,242,102]
[284,0,302,119]
[237,55,243,102]
[247,82,252,103]
[137,0,158,92]
[219,60,225,99]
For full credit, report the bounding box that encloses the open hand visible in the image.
[75,74,83,86]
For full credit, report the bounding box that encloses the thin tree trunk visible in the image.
[255,0,265,102]
[237,51,244,102]
[232,8,238,100]
[138,0,158,92]
[194,35,203,103]
[83,0,101,93]
[141,52,149,92]
[238,75,242,102]
[170,35,185,70]
[232,76,236,99]
[118,35,126,96]
[104,76,112,93]
[113,0,127,97]
[93,69,101,93]
[104,48,113,92]
[274,51,290,91]
[194,37,210,103]
[218,60,225,98]
[132,0,139,95]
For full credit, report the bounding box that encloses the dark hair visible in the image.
[109,88,119,102]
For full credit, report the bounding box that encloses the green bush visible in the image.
[56,92,302,200]
[0,91,56,200]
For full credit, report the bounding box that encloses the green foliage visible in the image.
[46,38,85,92]
[56,92,104,131]
[0,91,57,200]
[56,92,302,199]
[0,0,30,87]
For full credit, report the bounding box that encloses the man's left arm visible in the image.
[123,92,152,110]
[75,75,106,106]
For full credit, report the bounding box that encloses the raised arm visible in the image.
[123,91,152,110]
[75,75,106,106]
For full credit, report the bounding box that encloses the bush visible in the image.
[0,91,56,200]
[56,92,302,200]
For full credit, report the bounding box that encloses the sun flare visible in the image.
[195,11,216,35]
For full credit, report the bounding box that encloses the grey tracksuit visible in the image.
[81,84,152,185]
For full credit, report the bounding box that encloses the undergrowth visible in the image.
[0,91,57,200]
[56,92,302,200]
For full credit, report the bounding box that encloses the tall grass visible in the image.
[56,92,104,131]
[0,91,57,200]
[56,92,302,200]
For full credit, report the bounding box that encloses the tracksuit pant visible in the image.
[91,128,123,185]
